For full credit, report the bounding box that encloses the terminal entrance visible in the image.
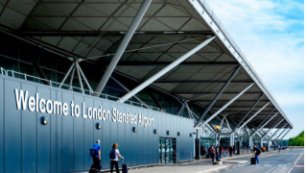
[159,137,176,164]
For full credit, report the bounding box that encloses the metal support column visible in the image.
[237,102,270,131]
[199,83,254,127]
[185,102,195,119]
[225,117,232,131]
[274,128,288,141]
[177,101,186,116]
[195,66,241,127]
[94,0,152,96]
[69,67,76,90]
[59,63,74,88]
[76,61,93,94]
[277,129,291,141]
[230,133,235,146]
[75,61,84,94]
[268,124,287,140]
[118,36,216,103]
[262,119,284,139]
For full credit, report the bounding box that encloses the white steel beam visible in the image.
[94,0,152,96]
[274,128,288,141]
[219,116,225,128]
[185,102,194,119]
[118,36,216,103]
[250,112,278,137]
[69,67,76,90]
[225,117,232,131]
[59,63,74,88]
[237,102,270,131]
[198,83,254,127]
[177,102,186,116]
[110,76,149,108]
[77,61,93,94]
[268,124,287,140]
[236,94,264,128]
[195,66,241,126]
[277,129,291,140]
[256,109,275,127]
[75,61,84,94]
[262,119,284,139]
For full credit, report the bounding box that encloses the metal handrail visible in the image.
[0,67,161,111]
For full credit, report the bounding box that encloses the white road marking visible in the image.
[286,152,303,173]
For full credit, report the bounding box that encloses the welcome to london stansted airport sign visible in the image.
[13,89,154,128]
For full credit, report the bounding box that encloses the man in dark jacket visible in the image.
[253,145,261,164]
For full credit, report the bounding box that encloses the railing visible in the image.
[0,67,161,111]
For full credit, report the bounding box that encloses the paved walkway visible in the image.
[127,152,256,173]
[77,150,278,173]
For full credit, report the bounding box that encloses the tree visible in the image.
[288,131,304,146]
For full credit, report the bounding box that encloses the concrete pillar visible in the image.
[195,129,200,160]
[249,136,254,148]
[230,133,235,146]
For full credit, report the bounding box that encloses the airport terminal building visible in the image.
[0,0,292,172]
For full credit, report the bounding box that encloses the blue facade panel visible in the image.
[4,80,21,173]
[62,92,74,173]
[0,75,195,173]
[21,83,37,173]
[0,78,4,173]
[73,94,85,172]
[37,86,51,173]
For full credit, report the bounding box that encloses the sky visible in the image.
[206,0,304,139]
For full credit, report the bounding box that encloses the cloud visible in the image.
[206,0,304,138]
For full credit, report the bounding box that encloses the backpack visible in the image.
[109,149,116,159]
[89,145,98,158]
[255,148,261,155]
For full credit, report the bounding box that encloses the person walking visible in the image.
[229,145,233,157]
[215,146,220,162]
[209,145,216,165]
[232,145,235,155]
[253,145,261,165]
[90,139,101,172]
[110,143,124,173]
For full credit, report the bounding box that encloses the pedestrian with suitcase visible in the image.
[109,143,124,173]
[252,145,261,165]
[122,162,128,173]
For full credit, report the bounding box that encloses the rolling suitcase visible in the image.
[122,163,128,173]
[250,157,256,165]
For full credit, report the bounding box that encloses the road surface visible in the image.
[216,148,304,173]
